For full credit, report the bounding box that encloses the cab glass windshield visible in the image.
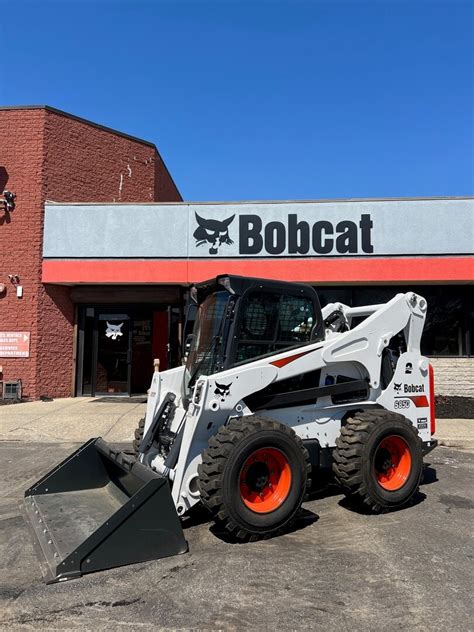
[185,291,229,391]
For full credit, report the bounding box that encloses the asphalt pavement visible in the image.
[0,441,472,631]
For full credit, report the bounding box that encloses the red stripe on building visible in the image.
[42,256,474,285]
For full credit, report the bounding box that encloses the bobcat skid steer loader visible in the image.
[22,275,437,583]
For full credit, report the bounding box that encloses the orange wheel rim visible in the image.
[374,435,412,491]
[239,447,292,513]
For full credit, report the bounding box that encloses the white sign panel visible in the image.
[44,198,474,259]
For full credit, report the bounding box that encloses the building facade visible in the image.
[1,107,473,399]
[0,106,181,398]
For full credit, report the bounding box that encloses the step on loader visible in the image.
[22,275,437,583]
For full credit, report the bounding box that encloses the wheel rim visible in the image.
[239,447,292,513]
[374,435,412,491]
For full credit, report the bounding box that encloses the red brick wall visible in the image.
[0,109,46,398]
[0,106,182,398]
[43,109,178,204]
[154,151,181,202]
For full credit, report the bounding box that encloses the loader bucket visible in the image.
[20,437,187,584]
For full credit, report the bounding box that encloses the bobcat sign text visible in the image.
[239,213,373,255]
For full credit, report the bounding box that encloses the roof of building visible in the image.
[0,104,182,198]
[0,104,158,147]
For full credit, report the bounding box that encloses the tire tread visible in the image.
[332,409,421,513]
[198,415,311,540]
[132,417,146,454]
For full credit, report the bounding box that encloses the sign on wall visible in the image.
[192,210,374,256]
[0,332,30,358]
[43,198,474,259]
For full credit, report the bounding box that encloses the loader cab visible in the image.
[184,275,324,395]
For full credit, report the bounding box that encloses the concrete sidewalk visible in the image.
[0,397,472,449]
[435,418,474,450]
[0,397,146,444]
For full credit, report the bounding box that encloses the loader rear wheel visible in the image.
[132,417,145,455]
[198,417,311,541]
[332,409,423,513]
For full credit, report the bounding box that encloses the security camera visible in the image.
[2,190,16,212]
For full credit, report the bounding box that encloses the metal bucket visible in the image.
[21,438,187,584]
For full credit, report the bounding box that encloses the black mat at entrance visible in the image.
[90,396,147,404]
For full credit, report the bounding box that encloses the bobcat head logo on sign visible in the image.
[193,213,235,255]
[105,322,124,340]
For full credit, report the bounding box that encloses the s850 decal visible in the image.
[394,399,410,409]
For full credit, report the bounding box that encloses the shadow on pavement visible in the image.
[209,507,319,543]
[421,464,438,485]
[338,489,427,515]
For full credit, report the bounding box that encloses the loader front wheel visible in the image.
[132,417,145,455]
[198,417,311,541]
[332,409,423,513]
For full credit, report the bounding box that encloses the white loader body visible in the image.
[140,291,435,517]
[23,275,438,583]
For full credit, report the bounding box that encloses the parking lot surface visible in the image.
[0,441,472,631]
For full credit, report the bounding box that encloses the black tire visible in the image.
[132,417,145,455]
[198,416,311,541]
[332,409,423,513]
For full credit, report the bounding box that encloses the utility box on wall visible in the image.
[3,380,22,401]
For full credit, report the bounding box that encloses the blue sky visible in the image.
[3,0,473,200]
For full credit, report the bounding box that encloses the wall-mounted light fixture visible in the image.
[8,274,22,298]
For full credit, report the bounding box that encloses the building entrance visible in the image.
[76,305,181,396]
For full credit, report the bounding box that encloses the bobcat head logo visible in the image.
[214,381,232,401]
[393,382,402,394]
[193,212,235,255]
[105,322,124,340]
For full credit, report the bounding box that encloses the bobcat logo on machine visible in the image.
[393,382,402,394]
[214,382,232,401]
[105,322,124,340]
[193,213,235,255]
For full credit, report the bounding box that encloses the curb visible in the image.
[437,438,474,450]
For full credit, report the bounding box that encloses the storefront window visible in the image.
[316,285,472,357]
[420,294,464,356]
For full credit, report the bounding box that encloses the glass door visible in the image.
[95,313,132,395]
[76,303,184,397]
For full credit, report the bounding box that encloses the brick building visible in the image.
[0,106,181,398]
[0,106,473,399]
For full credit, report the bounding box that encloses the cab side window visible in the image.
[235,291,316,364]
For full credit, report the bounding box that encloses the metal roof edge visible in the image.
[44,195,474,206]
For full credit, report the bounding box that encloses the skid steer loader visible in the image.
[22,275,437,583]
